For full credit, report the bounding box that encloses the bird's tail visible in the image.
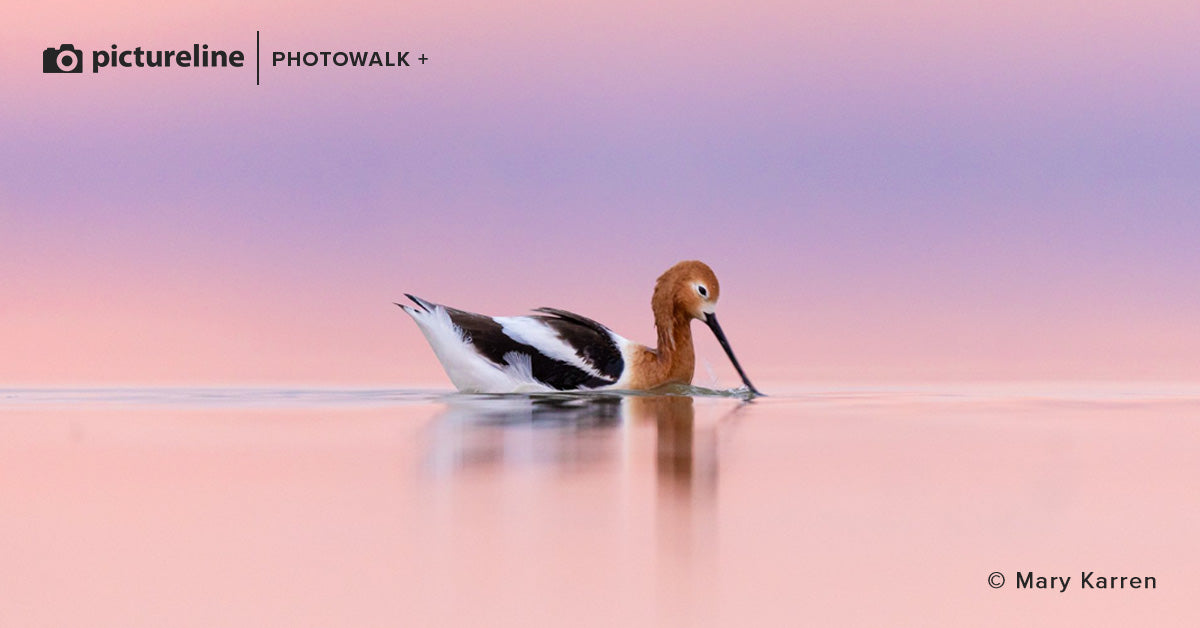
[395,293,438,316]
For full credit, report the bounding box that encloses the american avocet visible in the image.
[398,260,760,395]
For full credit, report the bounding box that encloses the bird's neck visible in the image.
[653,310,696,384]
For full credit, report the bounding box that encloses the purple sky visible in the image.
[4,1,1199,384]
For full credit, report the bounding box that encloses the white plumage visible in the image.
[400,295,635,393]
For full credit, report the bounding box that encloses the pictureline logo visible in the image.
[43,43,245,73]
[42,32,428,84]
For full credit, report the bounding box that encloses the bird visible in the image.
[397,260,760,395]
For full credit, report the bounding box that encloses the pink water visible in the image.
[3,385,1198,626]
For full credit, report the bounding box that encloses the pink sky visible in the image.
[3,0,1199,386]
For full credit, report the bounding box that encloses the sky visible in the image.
[3,0,1199,386]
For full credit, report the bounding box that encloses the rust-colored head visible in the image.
[652,260,721,322]
[650,260,761,395]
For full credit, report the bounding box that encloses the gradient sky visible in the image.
[3,0,1199,385]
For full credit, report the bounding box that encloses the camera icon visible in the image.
[43,44,83,73]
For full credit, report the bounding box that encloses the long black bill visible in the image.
[703,312,762,396]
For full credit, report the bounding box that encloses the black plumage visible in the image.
[402,295,622,391]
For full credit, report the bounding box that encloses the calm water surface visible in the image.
[3,385,1199,626]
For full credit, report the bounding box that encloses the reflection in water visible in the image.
[6,388,1197,627]
[627,396,719,625]
[627,395,717,499]
[422,394,627,473]
[421,393,739,624]
[422,394,730,492]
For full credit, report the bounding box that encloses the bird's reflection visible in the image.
[626,394,719,613]
[422,394,627,473]
[420,392,736,617]
[626,395,716,500]
[421,392,727,498]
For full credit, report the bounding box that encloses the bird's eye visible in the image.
[697,285,709,298]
